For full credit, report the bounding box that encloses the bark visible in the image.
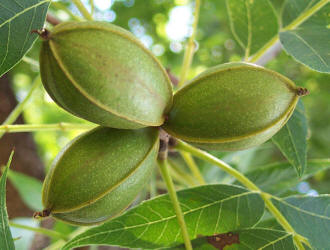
[0,74,51,249]
[0,74,45,217]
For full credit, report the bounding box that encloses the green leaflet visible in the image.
[272,100,308,177]
[226,0,278,57]
[0,151,15,250]
[272,195,330,249]
[280,1,330,73]
[0,0,50,77]
[63,184,264,249]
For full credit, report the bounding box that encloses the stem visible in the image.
[149,170,158,198]
[89,0,95,16]
[9,222,69,240]
[180,151,206,185]
[168,161,196,187]
[176,140,306,249]
[0,123,96,134]
[168,159,198,186]
[248,35,278,63]
[176,141,259,191]
[178,0,201,87]
[249,0,328,63]
[45,227,88,250]
[51,2,82,21]
[72,0,94,20]
[158,159,192,250]
[0,75,41,139]
[22,56,39,68]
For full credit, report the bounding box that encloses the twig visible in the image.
[254,41,282,66]
[9,222,68,240]
[46,14,61,26]
[178,0,201,87]
[72,0,94,21]
[0,123,96,134]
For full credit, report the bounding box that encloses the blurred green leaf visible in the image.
[0,0,50,77]
[63,184,264,249]
[172,228,295,250]
[0,151,15,250]
[235,159,330,194]
[272,100,308,176]
[7,169,43,211]
[280,2,330,73]
[226,0,278,57]
[272,195,330,249]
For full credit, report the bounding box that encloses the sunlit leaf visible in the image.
[63,184,264,249]
[280,2,330,73]
[0,0,50,77]
[226,0,278,57]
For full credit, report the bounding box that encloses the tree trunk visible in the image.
[0,74,45,217]
[0,74,52,249]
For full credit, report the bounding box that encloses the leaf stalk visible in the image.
[9,222,69,240]
[71,0,94,21]
[158,158,193,250]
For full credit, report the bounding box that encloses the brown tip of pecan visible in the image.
[31,29,51,40]
[33,209,50,219]
[296,87,309,96]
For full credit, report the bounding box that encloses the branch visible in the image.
[46,14,61,26]
[254,41,282,66]
[178,0,201,87]
[72,0,94,21]
[0,123,96,134]
[9,222,68,240]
